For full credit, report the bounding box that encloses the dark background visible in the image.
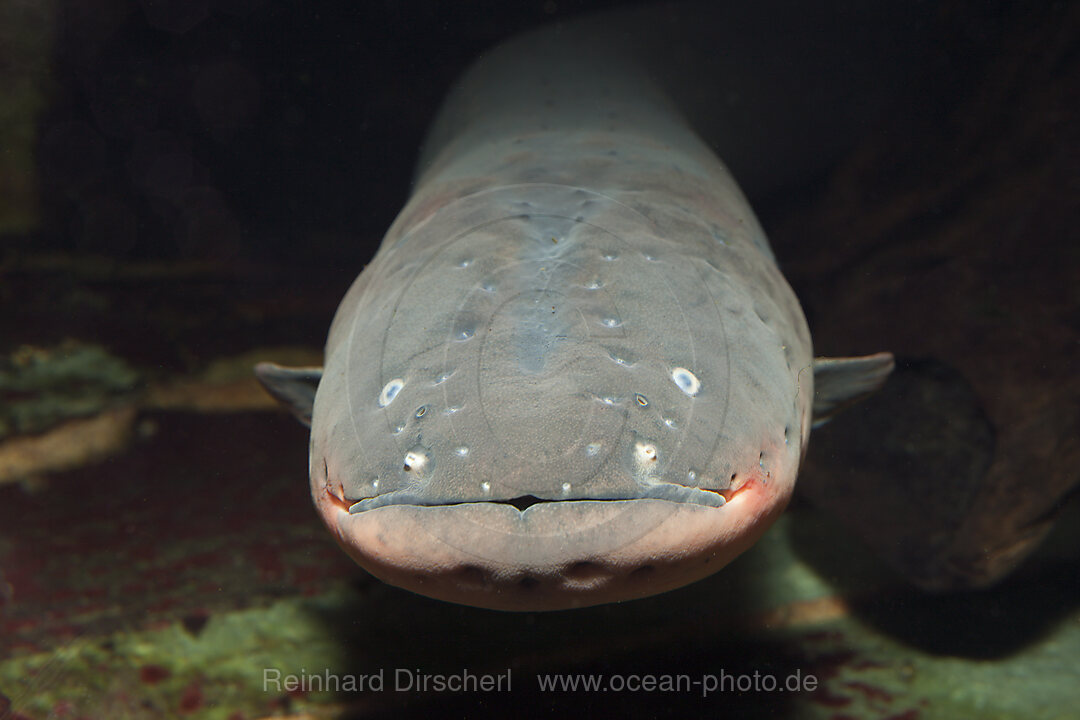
[26,0,646,266]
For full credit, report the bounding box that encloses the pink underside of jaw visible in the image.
[312,463,791,611]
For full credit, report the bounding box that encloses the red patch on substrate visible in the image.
[809,650,856,679]
[49,699,76,717]
[883,711,921,720]
[178,682,203,712]
[293,564,332,594]
[140,664,171,684]
[845,680,893,703]
[248,541,286,581]
[810,687,853,708]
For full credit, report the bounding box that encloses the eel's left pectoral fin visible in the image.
[812,352,895,428]
[254,362,324,427]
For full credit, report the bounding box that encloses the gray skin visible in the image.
[257,7,895,611]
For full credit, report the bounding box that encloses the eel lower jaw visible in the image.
[311,476,777,611]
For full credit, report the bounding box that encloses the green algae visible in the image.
[0,342,140,440]
[0,592,355,719]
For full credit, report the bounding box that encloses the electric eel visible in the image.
[257,3,900,610]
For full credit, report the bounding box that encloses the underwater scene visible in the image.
[0,1,1077,718]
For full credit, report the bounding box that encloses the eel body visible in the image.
[258,11,893,610]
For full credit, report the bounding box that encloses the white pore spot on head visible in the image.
[634,441,658,465]
[378,378,404,408]
[403,449,428,473]
[671,367,700,397]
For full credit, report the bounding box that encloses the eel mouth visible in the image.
[340,481,750,514]
[320,474,756,515]
[314,474,777,611]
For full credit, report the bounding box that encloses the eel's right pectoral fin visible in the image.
[254,362,324,427]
